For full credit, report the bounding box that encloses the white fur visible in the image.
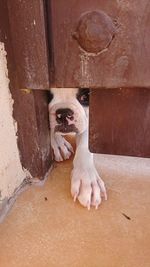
[49,88,107,209]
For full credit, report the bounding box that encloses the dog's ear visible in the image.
[48,90,54,103]
[77,88,90,107]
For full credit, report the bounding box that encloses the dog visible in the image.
[48,88,107,209]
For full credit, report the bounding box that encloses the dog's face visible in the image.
[48,88,89,134]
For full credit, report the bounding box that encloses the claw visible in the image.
[73,194,78,202]
[70,147,74,154]
[95,200,99,210]
[87,201,91,210]
[102,191,107,201]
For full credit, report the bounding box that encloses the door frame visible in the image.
[0,0,52,179]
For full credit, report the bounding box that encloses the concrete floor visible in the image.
[0,153,150,267]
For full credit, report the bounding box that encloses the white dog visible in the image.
[49,88,107,209]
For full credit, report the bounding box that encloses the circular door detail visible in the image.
[73,11,116,54]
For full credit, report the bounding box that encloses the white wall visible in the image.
[0,42,26,202]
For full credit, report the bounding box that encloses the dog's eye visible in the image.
[77,88,90,106]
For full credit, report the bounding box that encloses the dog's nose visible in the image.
[56,108,74,124]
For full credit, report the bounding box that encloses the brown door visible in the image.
[48,0,150,157]
[1,1,52,178]
[48,0,150,88]
[4,1,150,159]
[89,88,150,158]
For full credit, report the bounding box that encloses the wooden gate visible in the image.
[48,0,150,157]
[1,0,150,181]
[49,0,150,88]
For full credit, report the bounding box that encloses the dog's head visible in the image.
[48,88,89,134]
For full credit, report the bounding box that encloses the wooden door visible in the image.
[48,0,150,157]
[49,0,150,88]
[89,88,150,157]
[0,1,52,178]
[4,0,150,159]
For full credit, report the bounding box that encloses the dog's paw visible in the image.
[51,134,74,162]
[71,165,107,209]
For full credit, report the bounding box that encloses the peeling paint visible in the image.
[79,52,93,87]
[0,42,27,202]
[20,88,32,94]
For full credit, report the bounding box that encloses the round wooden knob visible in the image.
[73,11,116,54]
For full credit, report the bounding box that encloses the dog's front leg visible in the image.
[71,129,107,209]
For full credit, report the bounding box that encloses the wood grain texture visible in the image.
[0,1,52,178]
[7,0,50,89]
[50,0,150,88]
[89,88,150,157]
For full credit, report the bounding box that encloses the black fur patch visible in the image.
[77,88,90,107]
[48,90,54,102]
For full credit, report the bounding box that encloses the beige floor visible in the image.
[0,153,150,267]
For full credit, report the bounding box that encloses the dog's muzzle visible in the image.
[49,102,87,134]
[55,108,78,133]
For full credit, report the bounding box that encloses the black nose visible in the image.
[56,108,74,124]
